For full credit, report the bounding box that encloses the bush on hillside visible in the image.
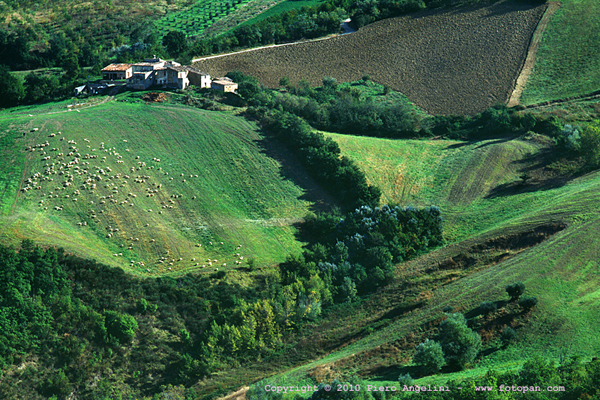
[506,282,526,300]
[104,310,138,344]
[480,301,497,315]
[519,296,538,310]
[438,313,481,370]
[500,327,517,346]
[414,339,445,374]
[398,373,413,386]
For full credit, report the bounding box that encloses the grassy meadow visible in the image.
[0,96,321,276]
[255,132,600,389]
[520,0,600,104]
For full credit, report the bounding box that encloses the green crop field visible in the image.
[520,0,600,105]
[240,0,323,27]
[0,96,321,276]
[155,0,254,38]
[253,132,600,390]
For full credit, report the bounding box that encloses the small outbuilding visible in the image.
[211,77,238,93]
[101,64,133,81]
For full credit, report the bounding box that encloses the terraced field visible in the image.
[194,0,546,115]
[0,96,326,275]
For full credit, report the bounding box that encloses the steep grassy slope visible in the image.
[0,97,321,275]
[234,133,600,393]
[520,0,600,104]
[325,133,558,241]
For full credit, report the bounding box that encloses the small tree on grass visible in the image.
[500,327,517,347]
[519,296,538,310]
[414,339,445,374]
[480,301,497,316]
[438,313,481,370]
[506,282,526,301]
[398,373,413,386]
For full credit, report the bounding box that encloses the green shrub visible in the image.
[506,282,526,300]
[480,301,497,315]
[500,327,517,346]
[519,296,538,310]
[137,298,148,314]
[414,339,445,374]
[104,311,138,344]
[398,373,413,385]
[438,313,481,370]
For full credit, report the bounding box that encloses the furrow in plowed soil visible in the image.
[194,0,546,115]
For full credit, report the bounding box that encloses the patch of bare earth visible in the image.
[194,0,546,115]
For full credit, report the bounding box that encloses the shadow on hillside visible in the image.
[485,148,575,199]
[474,136,515,149]
[254,131,338,215]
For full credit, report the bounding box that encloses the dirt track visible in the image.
[194,0,546,115]
[508,1,561,107]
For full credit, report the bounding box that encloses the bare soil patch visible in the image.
[194,0,546,115]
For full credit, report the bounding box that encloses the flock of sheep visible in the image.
[21,128,246,275]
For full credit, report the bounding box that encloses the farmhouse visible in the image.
[211,77,238,93]
[125,56,213,90]
[101,63,133,81]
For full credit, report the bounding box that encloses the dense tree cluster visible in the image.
[413,313,481,374]
[0,241,305,398]
[280,204,444,303]
[249,105,381,210]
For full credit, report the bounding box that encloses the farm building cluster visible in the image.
[76,57,237,95]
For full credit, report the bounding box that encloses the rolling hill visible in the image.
[256,132,600,389]
[0,95,330,275]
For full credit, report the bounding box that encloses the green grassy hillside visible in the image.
[0,96,321,275]
[521,0,600,104]
[250,132,600,391]
[324,133,559,242]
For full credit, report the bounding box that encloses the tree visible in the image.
[398,373,413,386]
[322,76,337,89]
[438,313,481,370]
[279,76,290,87]
[580,125,600,168]
[0,65,24,108]
[413,339,445,374]
[480,301,497,316]
[506,282,525,301]
[136,298,148,314]
[519,296,538,310]
[104,311,138,344]
[500,327,517,347]
[162,31,188,57]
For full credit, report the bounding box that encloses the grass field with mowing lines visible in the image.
[521,0,600,104]
[254,134,600,393]
[324,133,551,242]
[0,98,321,275]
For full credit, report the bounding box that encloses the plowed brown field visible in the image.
[194,0,546,115]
